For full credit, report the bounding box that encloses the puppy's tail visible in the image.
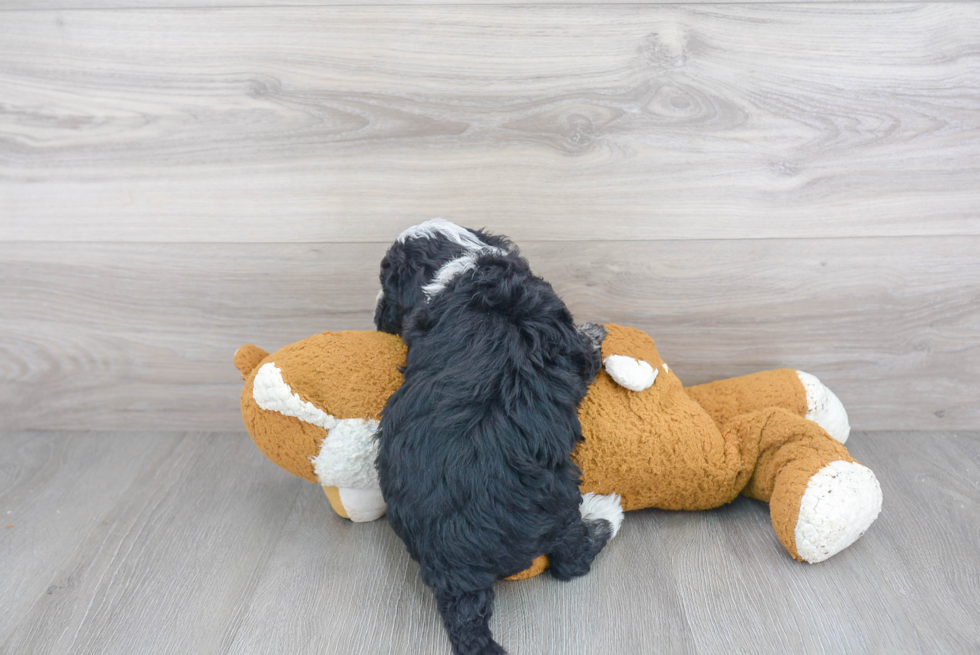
[433,586,506,655]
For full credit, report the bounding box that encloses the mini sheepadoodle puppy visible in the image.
[374,220,623,655]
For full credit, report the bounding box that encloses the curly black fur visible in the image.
[374,223,513,336]
[376,237,612,655]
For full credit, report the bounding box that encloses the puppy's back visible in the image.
[378,251,597,573]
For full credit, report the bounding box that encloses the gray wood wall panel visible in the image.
[2,431,978,653]
[1,5,977,243]
[2,237,977,431]
[1,3,976,433]
[0,0,914,9]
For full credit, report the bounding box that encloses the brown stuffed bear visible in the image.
[235,324,881,577]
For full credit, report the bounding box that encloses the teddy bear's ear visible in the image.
[234,344,269,380]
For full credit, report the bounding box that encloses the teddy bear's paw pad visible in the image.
[604,355,657,392]
[327,485,387,522]
[580,492,624,538]
[797,371,850,443]
[795,461,882,563]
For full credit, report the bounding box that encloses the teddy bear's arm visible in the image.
[684,369,850,443]
[603,355,658,391]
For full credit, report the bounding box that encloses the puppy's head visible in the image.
[374,219,513,334]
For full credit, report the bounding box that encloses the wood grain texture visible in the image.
[0,432,302,655]
[856,431,980,651]
[1,431,978,654]
[1,237,977,431]
[0,0,914,10]
[0,431,184,639]
[1,4,977,242]
[227,466,698,655]
[659,431,980,653]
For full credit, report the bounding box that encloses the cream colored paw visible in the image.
[324,485,387,522]
[795,461,882,563]
[580,492,624,538]
[797,371,850,443]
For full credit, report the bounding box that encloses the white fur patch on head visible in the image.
[375,288,384,309]
[397,218,488,250]
[604,355,658,392]
[421,247,506,300]
[399,219,509,300]
[422,251,480,300]
[580,492,624,539]
[795,460,882,563]
[312,418,380,489]
[337,486,387,522]
[797,371,851,444]
[252,362,337,430]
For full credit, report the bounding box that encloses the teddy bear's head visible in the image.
[235,331,406,485]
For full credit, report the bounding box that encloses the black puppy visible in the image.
[375,220,623,655]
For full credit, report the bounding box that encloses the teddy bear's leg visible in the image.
[726,408,881,562]
[795,371,850,444]
[686,369,850,443]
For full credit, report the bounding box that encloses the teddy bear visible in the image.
[235,324,881,577]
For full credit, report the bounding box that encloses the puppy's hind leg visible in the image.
[431,583,505,655]
[548,493,624,581]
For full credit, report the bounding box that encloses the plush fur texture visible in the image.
[375,223,612,655]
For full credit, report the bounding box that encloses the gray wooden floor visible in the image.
[1,431,977,654]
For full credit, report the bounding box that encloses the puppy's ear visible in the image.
[374,282,406,335]
[400,304,432,348]
[552,322,603,385]
[375,242,432,335]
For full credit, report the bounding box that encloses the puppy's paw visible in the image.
[580,492,624,539]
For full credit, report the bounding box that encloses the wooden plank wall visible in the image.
[1,4,978,431]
